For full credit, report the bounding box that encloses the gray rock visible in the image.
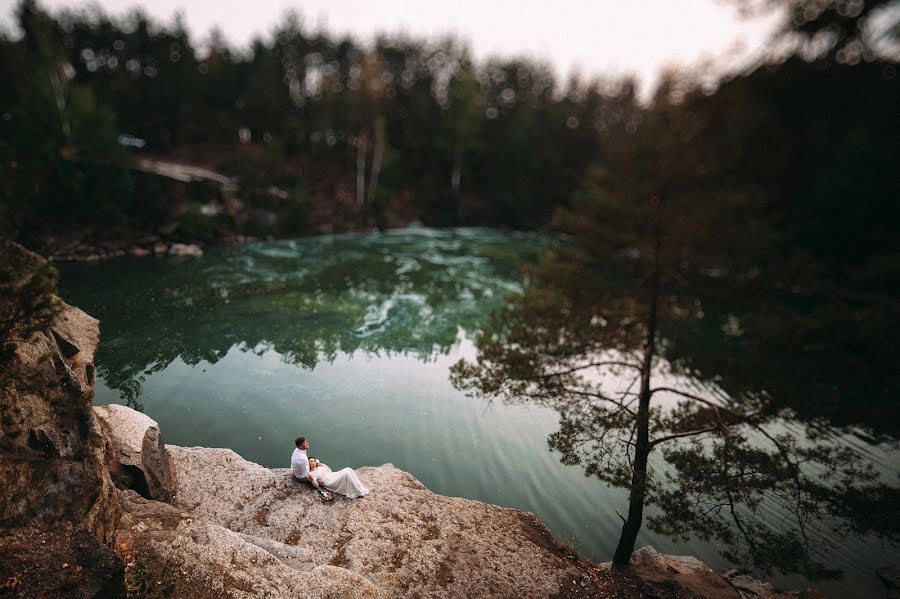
[721,567,786,598]
[600,547,802,599]
[168,243,203,257]
[236,532,316,572]
[630,546,741,599]
[94,405,173,502]
[114,490,382,599]
[120,444,603,599]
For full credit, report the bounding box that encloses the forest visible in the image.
[0,0,894,287]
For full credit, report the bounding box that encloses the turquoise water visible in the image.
[58,228,898,598]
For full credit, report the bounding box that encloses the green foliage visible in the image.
[177,203,218,243]
[282,183,311,235]
[2,0,896,258]
[0,2,133,241]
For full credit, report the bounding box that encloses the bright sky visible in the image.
[0,0,782,95]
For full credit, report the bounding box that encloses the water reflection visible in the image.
[662,278,900,439]
[57,229,899,598]
[60,229,546,408]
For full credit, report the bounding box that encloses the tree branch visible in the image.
[649,424,722,448]
[651,386,735,412]
[561,386,636,416]
[539,360,641,379]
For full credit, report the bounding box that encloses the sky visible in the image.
[0,0,783,95]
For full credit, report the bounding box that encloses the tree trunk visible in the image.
[356,131,367,207]
[367,119,385,209]
[49,69,71,144]
[612,233,661,569]
[451,141,462,192]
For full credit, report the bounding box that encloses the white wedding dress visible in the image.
[310,464,369,498]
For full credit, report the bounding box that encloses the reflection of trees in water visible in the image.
[59,230,546,409]
[455,264,900,579]
[663,280,900,439]
[659,284,900,569]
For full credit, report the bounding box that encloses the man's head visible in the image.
[295,436,309,450]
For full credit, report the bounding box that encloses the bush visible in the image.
[177,203,218,243]
[281,183,310,236]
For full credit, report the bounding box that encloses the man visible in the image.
[290,436,313,484]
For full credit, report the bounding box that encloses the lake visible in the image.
[58,228,898,598]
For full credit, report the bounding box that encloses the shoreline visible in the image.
[0,246,856,598]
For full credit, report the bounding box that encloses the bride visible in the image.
[308,457,369,498]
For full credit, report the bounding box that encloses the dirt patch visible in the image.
[589,566,659,599]
[435,555,455,587]
[389,543,408,573]
[284,529,302,546]
[222,571,257,595]
[423,523,440,541]
[254,505,270,525]
[119,542,209,599]
[517,512,577,560]
[401,477,427,491]
[0,523,124,598]
[329,533,354,568]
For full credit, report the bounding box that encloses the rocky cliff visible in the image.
[111,441,602,599]
[0,298,124,597]
[0,276,828,598]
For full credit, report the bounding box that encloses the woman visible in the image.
[308,457,369,499]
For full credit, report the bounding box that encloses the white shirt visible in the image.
[290,447,309,480]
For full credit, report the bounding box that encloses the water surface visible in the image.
[59,228,898,598]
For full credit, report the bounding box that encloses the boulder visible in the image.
[94,404,173,502]
[720,567,821,599]
[600,547,805,599]
[168,243,203,257]
[613,546,742,599]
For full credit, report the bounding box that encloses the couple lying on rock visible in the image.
[289,436,369,499]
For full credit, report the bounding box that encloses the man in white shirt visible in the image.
[290,436,313,483]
